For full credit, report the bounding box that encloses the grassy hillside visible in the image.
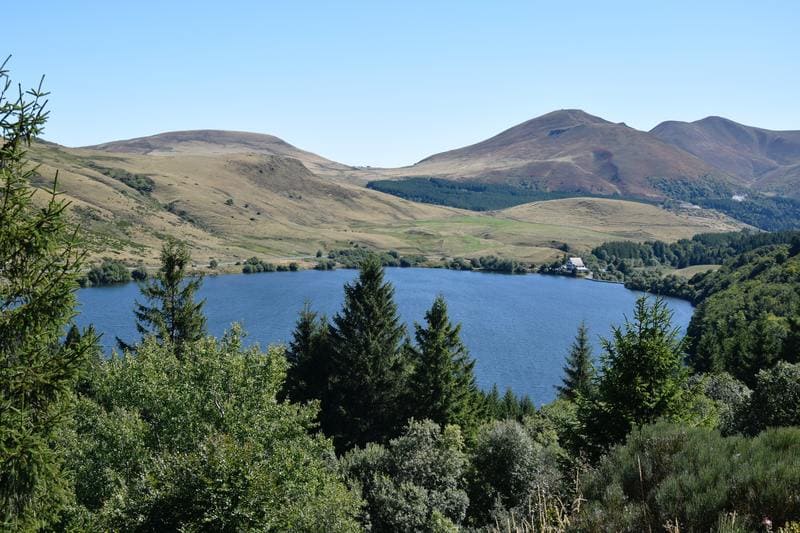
[27,138,743,268]
[371,110,738,199]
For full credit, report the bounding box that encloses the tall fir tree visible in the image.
[782,314,800,364]
[578,297,691,457]
[409,295,483,436]
[120,239,206,358]
[323,255,412,451]
[0,60,95,529]
[283,302,330,403]
[557,321,595,400]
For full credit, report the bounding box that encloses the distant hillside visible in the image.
[379,110,736,198]
[26,136,740,267]
[651,116,800,197]
[85,129,354,178]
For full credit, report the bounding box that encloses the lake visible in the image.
[75,268,694,405]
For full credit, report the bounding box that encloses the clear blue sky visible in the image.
[5,1,799,167]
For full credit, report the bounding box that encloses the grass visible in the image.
[27,142,744,267]
[672,264,722,278]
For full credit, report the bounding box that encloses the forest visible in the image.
[366,177,594,211]
[3,66,800,532]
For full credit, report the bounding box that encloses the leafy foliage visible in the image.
[66,330,362,531]
[81,259,131,287]
[652,177,800,231]
[326,247,425,269]
[742,362,800,434]
[87,163,154,194]
[578,422,800,531]
[342,420,469,532]
[242,256,277,273]
[481,384,537,421]
[466,419,566,527]
[283,303,330,404]
[686,244,800,383]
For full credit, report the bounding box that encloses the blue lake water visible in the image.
[75,268,694,405]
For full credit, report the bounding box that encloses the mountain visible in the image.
[380,110,734,198]
[26,131,740,266]
[651,116,800,197]
[84,129,355,178]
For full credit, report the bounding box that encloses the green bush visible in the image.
[82,260,132,287]
[577,422,800,532]
[743,361,800,434]
[242,256,277,273]
[466,419,565,526]
[342,420,468,532]
[66,328,361,531]
[131,266,148,281]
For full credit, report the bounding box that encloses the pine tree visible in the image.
[409,295,483,435]
[782,314,800,364]
[483,384,502,419]
[557,321,595,400]
[121,239,206,358]
[283,302,330,403]
[0,59,95,528]
[501,387,522,420]
[579,297,690,456]
[323,255,412,451]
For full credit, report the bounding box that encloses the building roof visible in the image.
[568,257,585,268]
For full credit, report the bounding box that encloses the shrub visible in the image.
[342,420,468,532]
[466,419,565,526]
[743,361,800,434]
[577,422,800,531]
[66,329,361,531]
[131,266,148,281]
[242,257,277,274]
[83,260,132,286]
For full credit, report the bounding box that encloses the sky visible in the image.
[5,1,799,167]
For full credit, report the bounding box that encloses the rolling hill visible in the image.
[85,129,357,179]
[651,116,800,197]
[375,110,737,198]
[26,128,742,268]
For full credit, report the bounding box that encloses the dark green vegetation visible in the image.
[368,177,630,211]
[369,175,800,231]
[242,256,299,273]
[556,322,595,400]
[368,177,573,211]
[589,229,800,301]
[0,61,96,530]
[654,177,800,231]
[685,243,800,384]
[4,65,800,532]
[86,163,155,194]
[323,247,425,269]
[120,240,207,358]
[80,259,131,287]
[79,259,146,287]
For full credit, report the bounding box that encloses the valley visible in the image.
[28,117,748,269]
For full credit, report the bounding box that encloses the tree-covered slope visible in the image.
[686,242,800,383]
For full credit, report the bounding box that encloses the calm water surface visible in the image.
[75,268,694,405]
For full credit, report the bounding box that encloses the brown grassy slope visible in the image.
[84,129,357,179]
[27,138,743,268]
[374,110,738,198]
[651,116,800,197]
